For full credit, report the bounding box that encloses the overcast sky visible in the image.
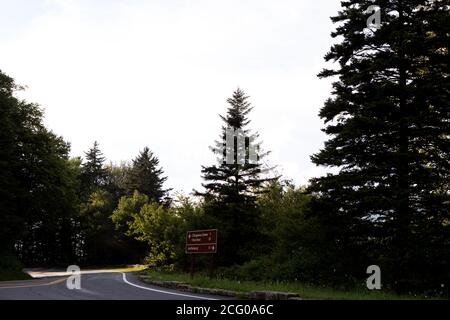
[0,0,342,195]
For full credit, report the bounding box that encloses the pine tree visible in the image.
[308,0,449,291]
[126,147,169,203]
[80,141,107,195]
[195,88,276,265]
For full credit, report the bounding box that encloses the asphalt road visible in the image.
[0,272,225,300]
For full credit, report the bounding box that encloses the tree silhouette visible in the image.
[308,0,450,291]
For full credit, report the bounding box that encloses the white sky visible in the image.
[0,0,342,195]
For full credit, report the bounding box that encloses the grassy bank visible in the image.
[82,264,147,273]
[146,270,440,300]
[0,256,32,281]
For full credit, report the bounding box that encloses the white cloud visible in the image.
[0,0,342,193]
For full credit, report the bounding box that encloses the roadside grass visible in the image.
[0,270,32,281]
[105,266,146,272]
[146,270,441,300]
[0,256,32,281]
[82,264,147,273]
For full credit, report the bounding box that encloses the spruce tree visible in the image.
[308,0,449,291]
[81,141,107,195]
[126,147,169,203]
[196,88,276,265]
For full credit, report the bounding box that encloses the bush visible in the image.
[214,257,280,282]
[0,255,31,281]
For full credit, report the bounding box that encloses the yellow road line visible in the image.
[0,277,67,289]
[0,269,144,289]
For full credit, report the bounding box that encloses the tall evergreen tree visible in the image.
[80,141,107,195]
[308,1,449,291]
[126,147,169,203]
[195,88,276,265]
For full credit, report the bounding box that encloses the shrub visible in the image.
[0,255,31,280]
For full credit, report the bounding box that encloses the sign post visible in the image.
[185,229,217,278]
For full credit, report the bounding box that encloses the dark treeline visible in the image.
[1,0,449,295]
[0,73,169,266]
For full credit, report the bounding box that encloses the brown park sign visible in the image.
[186,229,217,254]
[185,243,217,254]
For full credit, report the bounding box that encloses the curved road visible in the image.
[0,272,225,300]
